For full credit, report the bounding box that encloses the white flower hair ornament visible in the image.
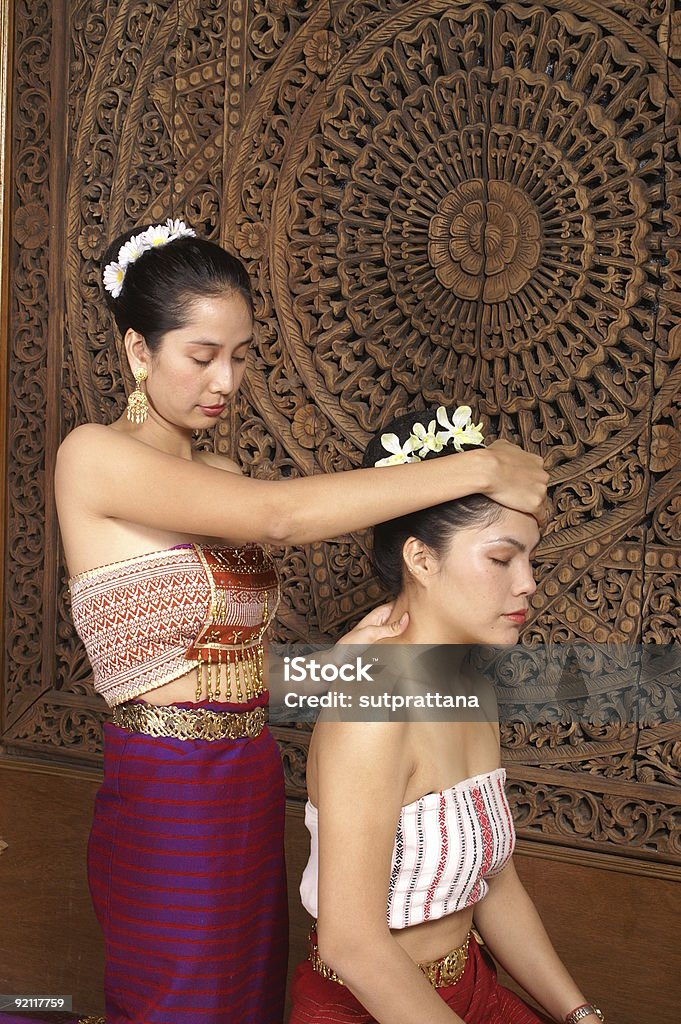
[374,432,420,467]
[435,405,485,451]
[375,406,484,466]
[103,219,196,299]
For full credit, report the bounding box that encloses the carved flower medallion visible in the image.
[428,180,541,303]
[14,202,49,249]
[649,425,681,473]
[303,30,341,75]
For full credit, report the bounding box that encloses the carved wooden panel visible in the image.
[2,1,680,866]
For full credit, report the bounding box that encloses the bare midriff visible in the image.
[391,908,476,963]
[138,664,263,706]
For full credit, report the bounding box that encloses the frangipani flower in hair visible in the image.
[435,405,484,451]
[375,405,484,466]
[374,433,420,467]
[409,418,444,459]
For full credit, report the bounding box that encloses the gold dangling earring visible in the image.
[127,367,148,424]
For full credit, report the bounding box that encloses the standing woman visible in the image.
[51,221,547,1024]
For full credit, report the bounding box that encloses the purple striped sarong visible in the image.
[87,694,287,1024]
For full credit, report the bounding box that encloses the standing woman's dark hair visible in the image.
[362,407,502,595]
[102,221,253,349]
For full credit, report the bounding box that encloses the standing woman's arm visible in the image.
[311,720,468,1024]
[56,424,548,548]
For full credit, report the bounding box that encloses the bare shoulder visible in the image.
[311,718,414,813]
[313,717,410,766]
[193,450,242,475]
[57,422,131,462]
[58,421,111,452]
[56,423,146,490]
[56,424,120,482]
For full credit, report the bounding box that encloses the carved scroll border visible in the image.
[0,0,12,741]
[1,0,65,749]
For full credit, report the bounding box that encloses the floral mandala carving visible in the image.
[286,40,649,426]
[428,180,542,303]
[219,0,681,813]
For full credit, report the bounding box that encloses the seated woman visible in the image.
[289,408,605,1024]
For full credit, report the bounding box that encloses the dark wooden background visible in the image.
[1,2,680,1021]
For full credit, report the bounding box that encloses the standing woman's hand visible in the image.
[481,440,549,526]
[336,604,409,646]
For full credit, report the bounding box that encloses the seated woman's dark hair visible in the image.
[362,409,502,595]
[102,226,253,351]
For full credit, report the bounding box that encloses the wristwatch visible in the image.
[564,1005,605,1024]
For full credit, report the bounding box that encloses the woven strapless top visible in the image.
[68,544,279,707]
[300,767,515,929]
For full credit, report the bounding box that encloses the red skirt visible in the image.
[289,936,552,1024]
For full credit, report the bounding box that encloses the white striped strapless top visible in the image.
[299,767,515,929]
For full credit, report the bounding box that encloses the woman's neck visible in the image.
[112,409,195,460]
[386,590,470,669]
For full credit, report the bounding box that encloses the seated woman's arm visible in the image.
[314,718,467,1024]
[472,860,599,1023]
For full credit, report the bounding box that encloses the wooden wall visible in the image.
[1,1,680,1020]
[0,761,103,1008]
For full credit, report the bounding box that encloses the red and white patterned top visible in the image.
[300,767,515,929]
[68,543,279,706]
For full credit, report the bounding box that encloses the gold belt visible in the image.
[111,701,266,741]
[309,930,471,988]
